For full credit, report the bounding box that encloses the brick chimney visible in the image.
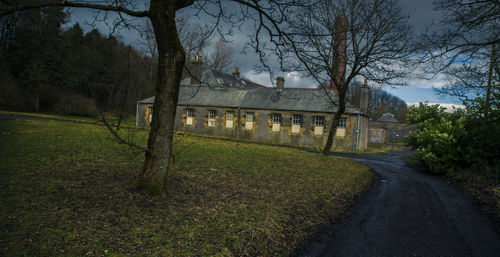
[193,55,203,64]
[276,76,285,91]
[360,79,370,113]
[232,67,240,78]
[330,14,348,91]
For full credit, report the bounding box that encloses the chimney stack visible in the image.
[330,14,348,92]
[276,77,285,91]
[232,67,240,78]
[191,56,203,85]
[193,55,203,64]
[360,79,369,113]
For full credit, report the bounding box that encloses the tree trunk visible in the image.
[136,1,185,196]
[321,91,346,156]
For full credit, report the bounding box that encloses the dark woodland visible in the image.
[0,7,155,116]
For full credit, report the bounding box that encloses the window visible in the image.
[314,116,325,136]
[246,112,254,122]
[292,115,302,125]
[208,110,216,119]
[314,116,325,126]
[291,114,302,134]
[148,106,153,122]
[272,113,281,123]
[245,112,254,130]
[208,110,216,127]
[338,117,347,128]
[226,111,234,128]
[186,109,194,126]
[336,117,347,137]
[272,113,281,132]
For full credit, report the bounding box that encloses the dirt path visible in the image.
[298,152,500,257]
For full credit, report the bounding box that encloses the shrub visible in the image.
[406,103,500,181]
[406,104,466,174]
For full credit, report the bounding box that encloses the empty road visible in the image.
[298,152,500,257]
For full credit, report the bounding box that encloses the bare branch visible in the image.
[0,1,150,18]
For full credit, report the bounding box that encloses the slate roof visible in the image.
[138,86,364,114]
[376,113,399,123]
[180,65,265,88]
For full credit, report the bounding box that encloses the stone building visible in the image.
[368,113,416,144]
[136,67,371,150]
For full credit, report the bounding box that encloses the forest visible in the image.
[0,7,156,117]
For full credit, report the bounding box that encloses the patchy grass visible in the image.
[460,182,500,219]
[366,144,407,154]
[0,110,136,127]
[0,120,371,256]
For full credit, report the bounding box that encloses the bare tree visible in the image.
[263,0,414,154]
[423,0,499,113]
[177,15,212,62]
[0,0,310,196]
[208,37,233,71]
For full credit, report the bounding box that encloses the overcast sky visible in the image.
[68,0,463,107]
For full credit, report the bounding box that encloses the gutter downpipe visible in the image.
[356,113,361,151]
[136,102,139,127]
[237,107,241,139]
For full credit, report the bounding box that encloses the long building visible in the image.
[136,58,370,150]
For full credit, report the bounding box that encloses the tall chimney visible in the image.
[232,67,240,78]
[360,79,369,113]
[330,14,348,92]
[276,76,285,91]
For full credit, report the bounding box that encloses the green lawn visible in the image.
[0,119,371,256]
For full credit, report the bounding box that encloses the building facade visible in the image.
[137,85,370,151]
[368,113,416,144]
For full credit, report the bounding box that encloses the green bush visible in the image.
[406,103,466,174]
[406,102,500,181]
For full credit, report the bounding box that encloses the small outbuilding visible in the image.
[368,113,416,144]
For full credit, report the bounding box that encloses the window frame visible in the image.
[292,114,302,125]
[272,113,281,124]
[246,112,254,122]
[314,116,325,127]
[338,117,347,128]
[226,111,234,120]
[186,109,194,118]
[208,110,216,119]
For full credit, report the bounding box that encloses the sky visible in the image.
[67,0,465,108]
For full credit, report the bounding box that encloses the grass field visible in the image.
[0,119,371,256]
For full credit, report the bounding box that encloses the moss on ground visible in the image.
[0,119,371,256]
